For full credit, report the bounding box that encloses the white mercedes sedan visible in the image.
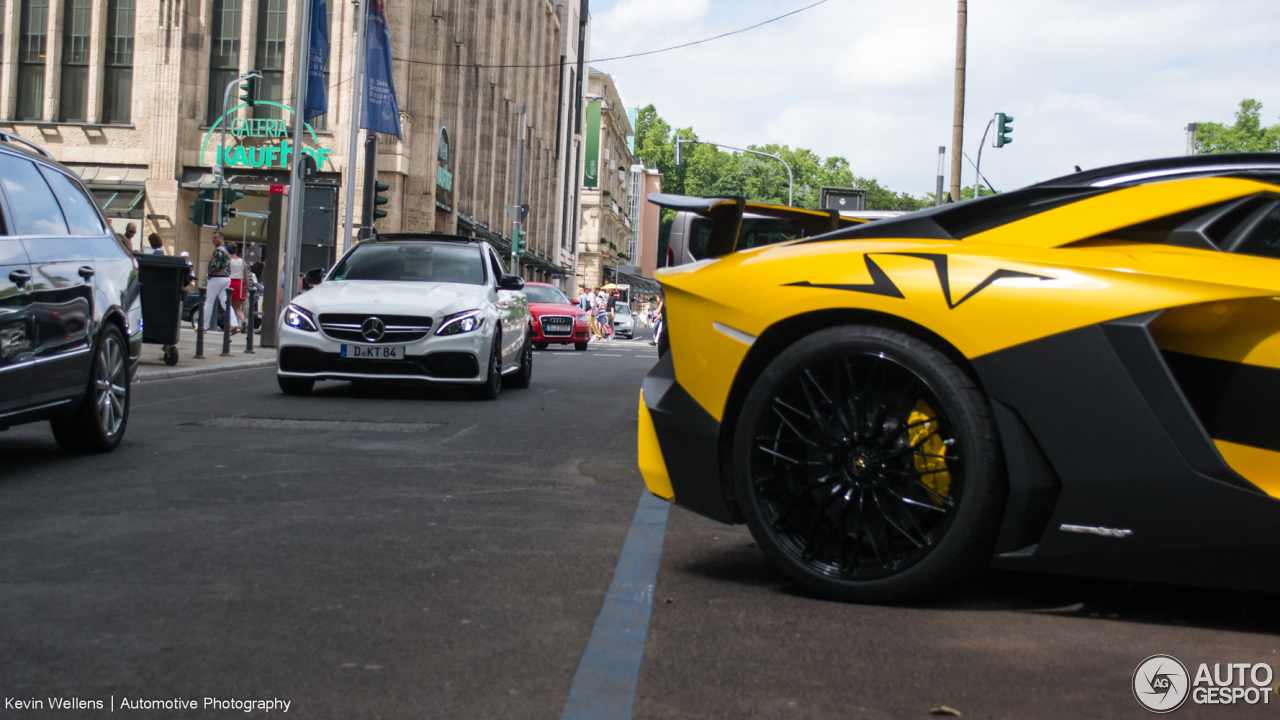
[276,234,532,400]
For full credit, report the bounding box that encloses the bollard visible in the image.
[220,285,233,357]
[194,287,207,359]
[244,286,256,354]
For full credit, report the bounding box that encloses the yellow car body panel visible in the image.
[637,390,675,500]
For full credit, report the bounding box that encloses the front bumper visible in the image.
[638,353,736,523]
[276,321,493,384]
[531,318,589,344]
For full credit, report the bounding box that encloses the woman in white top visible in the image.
[227,243,248,333]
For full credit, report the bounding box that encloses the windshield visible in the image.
[524,285,571,304]
[330,243,485,285]
[614,304,631,315]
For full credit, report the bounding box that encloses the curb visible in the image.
[136,358,275,382]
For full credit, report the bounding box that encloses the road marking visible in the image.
[594,353,622,357]
[559,492,669,720]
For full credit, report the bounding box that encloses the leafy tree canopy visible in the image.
[1195,99,1280,154]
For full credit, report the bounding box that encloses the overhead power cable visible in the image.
[391,0,832,70]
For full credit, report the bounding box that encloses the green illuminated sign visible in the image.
[199,102,332,171]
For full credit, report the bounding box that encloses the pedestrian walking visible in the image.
[606,291,618,340]
[650,297,664,346]
[148,233,165,255]
[227,243,248,333]
[593,287,611,340]
[201,231,240,334]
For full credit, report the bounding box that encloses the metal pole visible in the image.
[681,140,793,206]
[950,0,967,201]
[283,0,314,310]
[1186,122,1198,155]
[220,286,233,356]
[935,146,945,206]
[342,0,370,253]
[218,72,260,227]
[512,105,527,273]
[194,287,207,359]
[973,118,993,200]
[244,286,256,354]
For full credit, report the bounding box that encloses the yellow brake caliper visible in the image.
[907,399,951,502]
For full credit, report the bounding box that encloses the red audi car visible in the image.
[524,282,591,351]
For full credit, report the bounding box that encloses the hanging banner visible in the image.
[304,0,329,120]
[583,100,601,188]
[361,0,402,139]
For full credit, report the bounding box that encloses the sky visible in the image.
[587,0,1280,197]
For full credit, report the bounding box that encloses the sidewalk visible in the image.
[135,325,276,382]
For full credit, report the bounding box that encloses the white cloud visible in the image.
[589,0,1280,196]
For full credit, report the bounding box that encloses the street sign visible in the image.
[505,204,530,224]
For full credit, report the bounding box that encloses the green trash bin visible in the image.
[135,254,191,365]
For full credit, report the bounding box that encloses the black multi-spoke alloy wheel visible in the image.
[51,325,130,453]
[733,325,1003,603]
[471,334,503,400]
[278,376,314,395]
[507,329,534,389]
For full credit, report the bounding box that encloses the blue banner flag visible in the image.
[303,0,329,120]
[361,0,402,139]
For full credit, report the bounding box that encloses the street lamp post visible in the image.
[675,138,794,206]
[216,72,262,229]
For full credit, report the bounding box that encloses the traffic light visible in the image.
[239,73,259,108]
[514,229,527,256]
[373,181,389,220]
[187,188,218,227]
[995,113,1014,148]
[221,187,244,225]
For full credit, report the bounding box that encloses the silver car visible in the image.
[276,234,532,400]
[612,303,634,339]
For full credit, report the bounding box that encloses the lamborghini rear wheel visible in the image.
[733,325,1003,603]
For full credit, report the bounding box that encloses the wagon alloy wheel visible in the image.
[51,325,131,453]
[95,336,128,437]
[734,326,1003,603]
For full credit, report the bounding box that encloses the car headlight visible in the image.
[577,314,590,323]
[436,309,484,336]
[284,304,318,332]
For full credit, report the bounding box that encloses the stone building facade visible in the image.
[574,66,632,292]
[0,0,588,289]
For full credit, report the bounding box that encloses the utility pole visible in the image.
[342,0,370,252]
[282,0,314,309]
[1186,123,1198,155]
[935,146,945,206]
[512,105,527,274]
[950,0,967,202]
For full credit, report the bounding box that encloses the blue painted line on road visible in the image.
[559,491,670,720]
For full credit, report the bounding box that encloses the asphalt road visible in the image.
[3,330,1277,719]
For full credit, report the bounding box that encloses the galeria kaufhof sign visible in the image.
[199,102,333,170]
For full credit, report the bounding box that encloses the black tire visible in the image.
[51,324,130,454]
[471,334,502,400]
[506,331,534,389]
[278,375,314,395]
[732,325,1003,603]
[534,342,549,351]
[163,345,179,366]
[574,342,588,352]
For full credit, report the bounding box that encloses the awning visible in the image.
[65,164,149,219]
[604,266,661,294]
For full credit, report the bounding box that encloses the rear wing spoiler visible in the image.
[646,193,866,258]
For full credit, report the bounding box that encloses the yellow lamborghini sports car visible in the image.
[637,154,1280,603]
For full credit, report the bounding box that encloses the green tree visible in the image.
[1196,99,1280,153]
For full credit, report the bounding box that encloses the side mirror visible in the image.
[498,274,525,291]
[569,298,579,307]
[303,267,326,285]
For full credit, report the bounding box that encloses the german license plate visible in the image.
[342,344,405,359]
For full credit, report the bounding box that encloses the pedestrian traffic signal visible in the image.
[996,113,1014,148]
[514,229,527,256]
[221,187,245,225]
[188,188,218,227]
[240,73,259,108]
[373,181,389,220]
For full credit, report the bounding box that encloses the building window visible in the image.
[57,0,91,122]
[206,0,240,126]
[254,0,286,119]
[17,0,48,121]
[309,0,333,130]
[101,0,134,124]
